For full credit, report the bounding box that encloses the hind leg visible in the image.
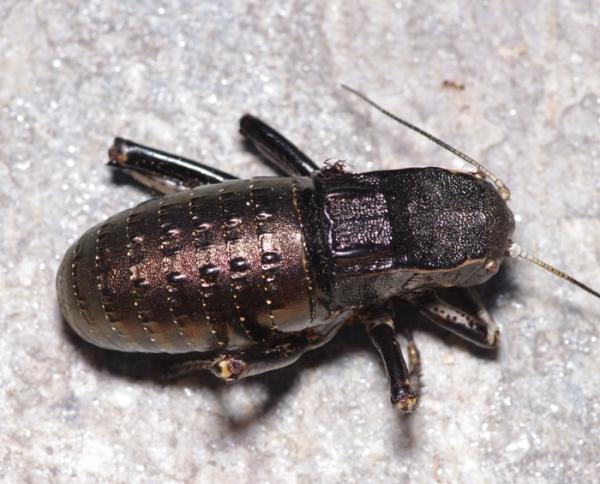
[108,138,238,193]
[165,322,343,382]
[240,114,320,176]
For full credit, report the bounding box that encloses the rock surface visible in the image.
[1,2,599,483]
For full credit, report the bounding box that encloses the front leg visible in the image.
[416,287,500,348]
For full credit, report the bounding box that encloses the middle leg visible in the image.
[367,312,418,412]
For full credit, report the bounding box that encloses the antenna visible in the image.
[507,242,600,299]
[341,84,511,201]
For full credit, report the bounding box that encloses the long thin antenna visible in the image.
[507,242,600,299]
[341,84,511,201]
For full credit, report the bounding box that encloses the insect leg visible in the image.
[163,357,214,382]
[367,315,417,412]
[165,322,343,382]
[209,344,306,383]
[417,288,500,348]
[108,138,237,193]
[240,114,320,176]
[403,327,422,399]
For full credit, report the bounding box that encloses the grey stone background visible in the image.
[1,1,599,483]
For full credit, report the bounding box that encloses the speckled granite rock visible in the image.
[1,1,599,483]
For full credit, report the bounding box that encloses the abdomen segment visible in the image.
[57,178,316,353]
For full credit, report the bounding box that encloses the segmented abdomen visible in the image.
[57,178,315,353]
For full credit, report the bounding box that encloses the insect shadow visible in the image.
[60,310,372,431]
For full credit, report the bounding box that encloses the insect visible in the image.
[57,86,600,413]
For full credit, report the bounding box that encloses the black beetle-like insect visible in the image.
[57,87,600,412]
